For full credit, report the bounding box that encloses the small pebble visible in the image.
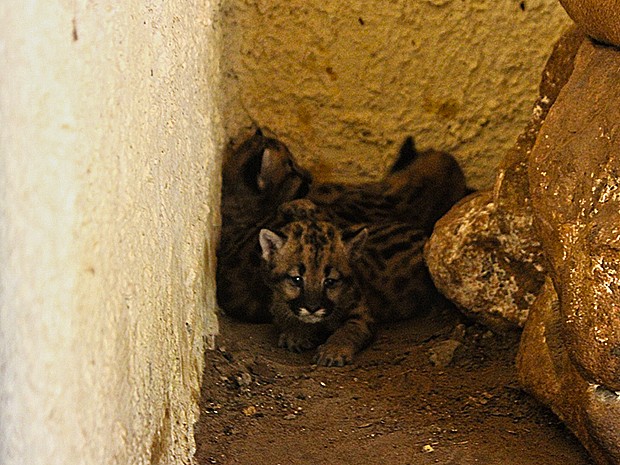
[429,339,463,368]
[242,406,257,417]
[236,372,252,387]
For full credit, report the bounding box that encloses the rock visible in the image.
[450,323,467,341]
[516,279,572,409]
[559,0,620,47]
[495,25,585,214]
[424,27,584,332]
[242,405,258,417]
[425,26,620,462]
[529,38,620,392]
[424,191,544,331]
[429,339,463,368]
[248,358,276,381]
[517,279,620,465]
[235,371,253,387]
[520,37,620,465]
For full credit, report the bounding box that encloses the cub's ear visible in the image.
[344,228,368,260]
[257,147,277,191]
[259,229,286,261]
[389,136,418,174]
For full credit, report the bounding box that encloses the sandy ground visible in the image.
[195,302,594,465]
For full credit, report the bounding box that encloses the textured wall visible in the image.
[220,0,572,189]
[0,2,221,465]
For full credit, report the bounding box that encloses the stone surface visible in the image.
[529,39,620,392]
[518,279,620,465]
[559,0,620,47]
[220,0,571,190]
[429,339,463,368]
[0,3,221,464]
[424,27,584,331]
[425,21,620,465]
[495,25,585,213]
[424,191,544,331]
[519,37,620,465]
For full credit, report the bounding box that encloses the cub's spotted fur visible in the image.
[351,221,436,322]
[218,129,469,328]
[308,136,470,234]
[259,199,438,365]
[260,205,372,366]
[217,129,311,322]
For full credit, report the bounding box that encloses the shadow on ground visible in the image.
[195,302,593,465]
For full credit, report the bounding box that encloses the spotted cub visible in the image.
[259,203,372,367]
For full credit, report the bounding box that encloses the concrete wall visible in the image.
[220,0,572,189]
[0,2,221,465]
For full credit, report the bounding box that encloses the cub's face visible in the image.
[260,220,366,324]
[223,128,311,204]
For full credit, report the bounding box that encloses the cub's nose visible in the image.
[306,304,323,314]
[297,306,328,324]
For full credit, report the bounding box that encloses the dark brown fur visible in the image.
[217,129,311,322]
[307,137,470,234]
[350,221,436,322]
[259,199,437,366]
[218,130,468,327]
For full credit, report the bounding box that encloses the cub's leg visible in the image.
[314,306,376,367]
[273,310,325,353]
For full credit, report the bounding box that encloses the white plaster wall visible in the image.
[221,0,572,189]
[0,2,221,464]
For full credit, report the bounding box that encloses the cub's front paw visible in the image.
[278,332,318,353]
[314,344,354,367]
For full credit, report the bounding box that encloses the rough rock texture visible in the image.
[0,2,221,464]
[519,37,620,465]
[517,279,620,465]
[559,0,620,47]
[529,38,620,392]
[220,0,572,190]
[424,27,584,331]
[424,191,544,331]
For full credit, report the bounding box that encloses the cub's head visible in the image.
[259,220,367,324]
[222,128,312,205]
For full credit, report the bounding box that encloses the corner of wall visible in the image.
[0,1,224,464]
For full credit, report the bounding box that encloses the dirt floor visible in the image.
[194,302,594,465]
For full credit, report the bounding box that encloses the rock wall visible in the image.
[220,0,572,190]
[424,26,584,331]
[559,0,620,46]
[520,36,620,465]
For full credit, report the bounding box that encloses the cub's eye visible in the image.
[288,275,303,287]
[323,278,339,289]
